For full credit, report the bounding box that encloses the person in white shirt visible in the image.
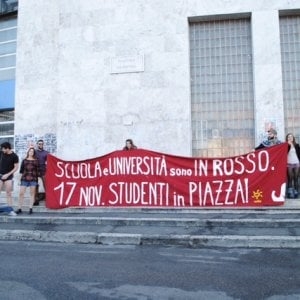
[286,133,300,198]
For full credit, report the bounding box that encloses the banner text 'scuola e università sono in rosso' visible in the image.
[45,143,288,209]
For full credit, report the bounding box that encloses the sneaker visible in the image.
[15,209,22,214]
[8,211,17,216]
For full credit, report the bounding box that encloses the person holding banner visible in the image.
[35,139,49,205]
[16,148,40,215]
[255,128,281,150]
[123,139,137,150]
[286,133,300,199]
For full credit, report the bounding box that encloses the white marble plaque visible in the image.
[110,55,144,74]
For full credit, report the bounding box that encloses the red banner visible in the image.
[46,143,288,209]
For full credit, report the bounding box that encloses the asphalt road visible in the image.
[0,241,299,300]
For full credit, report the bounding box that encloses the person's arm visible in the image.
[8,162,19,176]
[255,143,264,150]
[296,144,300,161]
[19,160,24,174]
[2,162,19,180]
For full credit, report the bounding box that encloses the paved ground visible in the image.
[1,241,300,300]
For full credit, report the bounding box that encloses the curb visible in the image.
[0,229,300,248]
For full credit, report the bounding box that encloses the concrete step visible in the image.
[1,214,300,227]
[0,229,299,248]
[0,199,299,248]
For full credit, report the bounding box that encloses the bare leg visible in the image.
[0,180,3,199]
[29,186,36,209]
[40,175,46,200]
[41,175,46,191]
[4,180,13,206]
[18,185,27,210]
[35,183,39,199]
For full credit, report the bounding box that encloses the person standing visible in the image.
[255,128,281,150]
[16,148,39,214]
[35,139,49,204]
[286,133,300,199]
[0,142,19,206]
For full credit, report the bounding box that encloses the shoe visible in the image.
[294,189,298,198]
[29,208,33,214]
[15,209,22,214]
[8,211,17,216]
[287,188,294,199]
[33,201,39,206]
[38,193,46,201]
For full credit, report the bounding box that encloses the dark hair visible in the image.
[37,139,44,143]
[126,139,134,145]
[123,139,137,150]
[286,133,296,145]
[26,147,37,159]
[1,142,11,149]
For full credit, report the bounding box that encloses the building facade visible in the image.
[1,0,300,161]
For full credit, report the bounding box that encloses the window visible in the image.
[189,17,254,157]
[0,1,18,16]
[280,15,300,142]
[0,16,17,147]
[0,109,14,145]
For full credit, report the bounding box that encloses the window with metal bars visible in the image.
[0,17,16,148]
[280,15,300,143]
[189,17,255,157]
[0,0,18,16]
[0,109,14,146]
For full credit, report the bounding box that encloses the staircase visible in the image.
[0,198,299,248]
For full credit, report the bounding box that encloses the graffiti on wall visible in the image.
[15,133,57,159]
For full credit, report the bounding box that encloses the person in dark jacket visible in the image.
[255,128,281,150]
[35,139,49,204]
[286,133,300,198]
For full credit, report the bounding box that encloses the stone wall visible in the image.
[14,0,300,159]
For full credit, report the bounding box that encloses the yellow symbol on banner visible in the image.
[251,189,263,203]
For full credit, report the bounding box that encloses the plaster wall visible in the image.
[14,0,300,159]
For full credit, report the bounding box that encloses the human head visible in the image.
[26,147,36,159]
[1,142,12,153]
[267,128,277,140]
[286,133,295,144]
[37,139,44,150]
[125,139,135,149]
